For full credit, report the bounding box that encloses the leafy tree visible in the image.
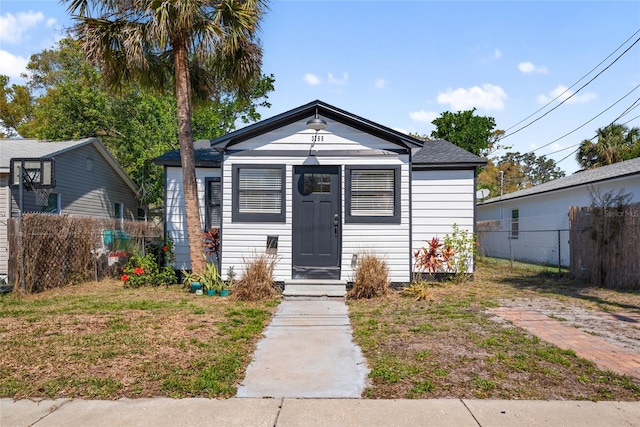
[477,151,565,196]
[576,124,640,170]
[0,75,32,137]
[430,108,498,156]
[65,0,267,274]
[17,37,273,207]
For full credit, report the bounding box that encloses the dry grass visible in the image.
[349,259,640,401]
[0,280,278,399]
[348,253,389,299]
[232,253,278,302]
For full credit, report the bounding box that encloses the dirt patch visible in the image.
[493,297,640,353]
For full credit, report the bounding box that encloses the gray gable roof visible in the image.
[412,139,486,168]
[152,139,222,166]
[0,137,138,193]
[209,99,425,151]
[480,156,640,205]
[153,100,484,168]
[0,138,95,169]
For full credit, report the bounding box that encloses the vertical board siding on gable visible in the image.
[0,174,8,275]
[411,169,476,273]
[166,166,221,270]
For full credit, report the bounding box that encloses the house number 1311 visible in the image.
[311,135,324,142]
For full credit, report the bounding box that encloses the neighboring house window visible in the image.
[137,208,147,221]
[41,193,60,214]
[232,165,285,222]
[510,209,519,239]
[206,178,222,229]
[345,165,400,224]
[114,202,123,220]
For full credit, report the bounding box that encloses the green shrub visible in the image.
[120,241,177,287]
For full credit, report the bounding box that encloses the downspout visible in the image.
[214,146,226,279]
[408,148,413,284]
[473,167,478,276]
[163,165,168,246]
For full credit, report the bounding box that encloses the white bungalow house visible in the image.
[476,156,640,267]
[153,100,485,283]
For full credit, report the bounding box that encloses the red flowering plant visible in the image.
[121,238,177,288]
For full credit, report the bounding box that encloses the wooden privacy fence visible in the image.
[8,214,163,293]
[569,203,640,289]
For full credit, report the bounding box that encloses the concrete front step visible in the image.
[283,280,347,299]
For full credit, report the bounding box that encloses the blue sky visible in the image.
[1,1,639,175]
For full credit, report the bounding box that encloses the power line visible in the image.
[541,111,640,158]
[530,84,640,153]
[501,35,640,140]
[504,28,640,133]
[552,108,640,165]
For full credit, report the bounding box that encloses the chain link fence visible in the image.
[8,213,164,293]
[477,225,571,272]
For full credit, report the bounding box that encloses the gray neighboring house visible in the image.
[476,157,640,267]
[154,100,486,282]
[0,137,140,277]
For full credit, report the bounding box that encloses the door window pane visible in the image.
[303,173,331,194]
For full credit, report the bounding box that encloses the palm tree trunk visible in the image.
[174,40,205,274]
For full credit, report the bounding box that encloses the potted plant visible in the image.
[194,256,222,297]
[181,269,202,293]
[219,266,235,297]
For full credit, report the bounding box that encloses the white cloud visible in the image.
[537,85,597,105]
[494,49,502,59]
[374,78,387,89]
[437,84,507,111]
[409,110,438,123]
[0,50,29,78]
[0,11,45,44]
[328,72,348,85]
[518,61,548,74]
[393,127,409,135]
[303,73,321,86]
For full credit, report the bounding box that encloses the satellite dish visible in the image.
[476,188,490,199]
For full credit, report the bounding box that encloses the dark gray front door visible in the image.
[292,166,341,279]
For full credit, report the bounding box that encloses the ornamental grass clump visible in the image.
[348,253,389,299]
[232,253,278,301]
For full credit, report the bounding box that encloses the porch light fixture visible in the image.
[305,109,328,131]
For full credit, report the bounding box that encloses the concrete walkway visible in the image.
[4,299,640,426]
[3,397,640,426]
[236,299,369,398]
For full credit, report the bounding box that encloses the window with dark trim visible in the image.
[345,165,400,224]
[114,202,123,220]
[232,164,286,222]
[206,177,221,229]
[510,209,519,239]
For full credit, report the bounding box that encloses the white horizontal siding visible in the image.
[220,148,411,282]
[342,162,410,283]
[0,174,8,276]
[411,169,476,273]
[231,119,402,152]
[166,166,220,270]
